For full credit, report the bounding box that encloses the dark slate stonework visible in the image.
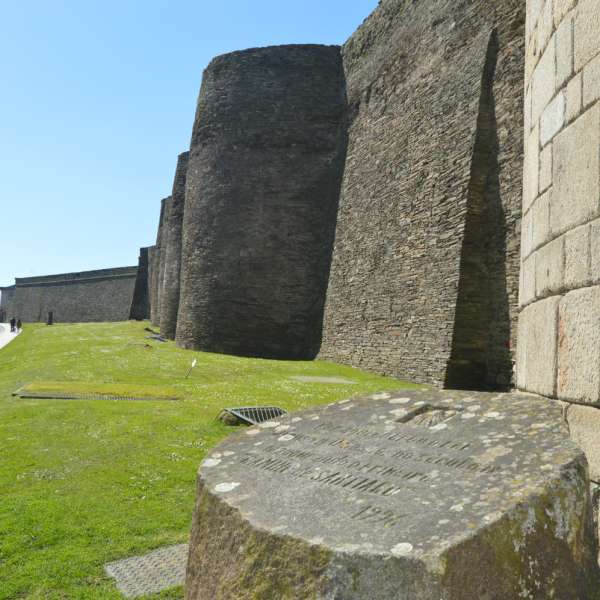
[150,198,169,328]
[159,152,189,339]
[10,267,138,323]
[319,0,524,389]
[146,245,157,324]
[186,389,600,599]
[176,44,347,359]
[129,247,150,321]
[0,285,16,321]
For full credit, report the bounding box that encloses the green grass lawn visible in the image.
[0,321,418,599]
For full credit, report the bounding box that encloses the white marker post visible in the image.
[185,358,198,379]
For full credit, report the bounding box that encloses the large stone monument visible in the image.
[175,44,347,359]
[186,389,600,599]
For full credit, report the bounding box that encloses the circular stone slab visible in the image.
[186,389,600,600]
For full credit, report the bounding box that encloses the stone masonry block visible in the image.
[556,12,574,89]
[539,0,555,54]
[540,90,566,146]
[554,0,577,29]
[523,123,540,213]
[575,0,600,71]
[540,143,552,192]
[564,403,600,481]
[551,103,600,236]
[566,71,583,123]
[522,207,534,258]
[533,189,551,249]
[517,296,560,396]
[583,52,600,108]
[590,218,600,284]
[564,224,590,289]
[528,0,545,40]
[532,38,556,124]
[525,28,540,88]
[558,286,600,403]
[536,236,565,297]
[520,254,537,306]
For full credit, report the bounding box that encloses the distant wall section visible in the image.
[0,285,15,321]
[10,267,138,323]
[129,247,150,320]
[160,152,189,339]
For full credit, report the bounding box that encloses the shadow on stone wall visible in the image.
[445,30,512,391]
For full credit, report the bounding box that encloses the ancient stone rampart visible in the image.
[518,0,600,404]
[159,152,189,339]
[149,197,170,327]
[129,247,150,320]
[175,44,347,359]
[0,285,16,321]
[9,267,138,323]
[318,0,525,389]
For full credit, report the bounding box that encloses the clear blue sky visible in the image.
[0,0,377,287]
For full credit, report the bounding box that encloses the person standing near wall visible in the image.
[16,319,22,332]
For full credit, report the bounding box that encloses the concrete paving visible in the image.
[0,323,19,350]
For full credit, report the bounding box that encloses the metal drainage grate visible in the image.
[220,406,287,425]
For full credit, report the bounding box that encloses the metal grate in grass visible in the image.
[220,406,287,425]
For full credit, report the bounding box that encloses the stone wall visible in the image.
[518,0,600,491]
[0,285,16,321]
[175,45,347,359]
[160,152,189,339]
[9,267,138,323]
[149,197,170,327]
[129,247,150,320]
[319,0,525,388]
[517,0,600,403]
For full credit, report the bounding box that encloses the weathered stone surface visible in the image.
[564,224,590,289]
[551,103,600,236]
[532,189,551,250]
[129,247,150,321]
[558,286,600,404]
[523,123,539,214]
[574,0,600,71]
[155,196,171,329]
[159,152,189,340]
[150,198,169,327]
[320,0,524,389]
[556,11,574,89]
[176,44,347,359]
[535,235,564,297]
[8,267,138,323]
[519,253,536,306]
[554,0,577,29]
[539,142,552,193]
[532,38,555,124]
[566,71,583,123]
[563,402,600,482]
[591,218,600,283]
[540,90,565,146]
[583,52,600,107]
[517,295,559,395]
[186,389,600,600]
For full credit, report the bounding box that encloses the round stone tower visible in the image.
[176,44,347,359]
[160,151,189,339]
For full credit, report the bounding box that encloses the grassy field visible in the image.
[0,321,417,599]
